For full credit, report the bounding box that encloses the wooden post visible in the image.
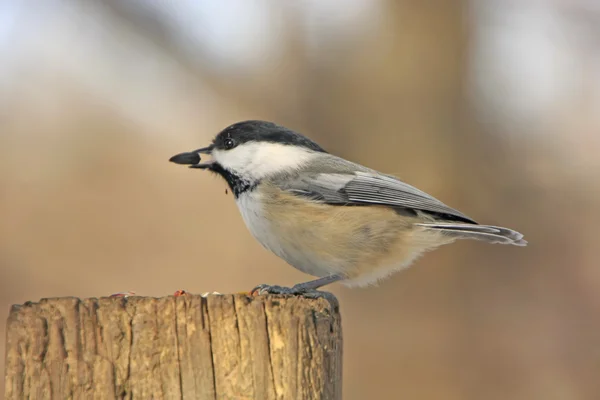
[4,293,342,399]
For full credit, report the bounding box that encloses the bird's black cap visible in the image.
[212,120,327,153]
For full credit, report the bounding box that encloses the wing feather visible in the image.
[278,170,476,223]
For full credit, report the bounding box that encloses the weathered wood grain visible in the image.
[4,294,342,400]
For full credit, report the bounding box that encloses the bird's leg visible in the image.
[251,274,344,297]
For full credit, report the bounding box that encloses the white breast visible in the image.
[236,189,336,277]
[235,191,285,257]
[235,188,349,278]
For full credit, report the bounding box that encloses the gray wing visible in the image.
[278,170,476,224]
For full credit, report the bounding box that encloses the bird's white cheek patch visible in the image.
[212,148,251,173]
[213,142,316,180]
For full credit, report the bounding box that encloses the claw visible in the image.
[250,284,307,296]
[249,284,336,302]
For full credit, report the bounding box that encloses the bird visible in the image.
[169,120,526,295]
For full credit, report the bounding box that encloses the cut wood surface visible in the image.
[4,293,342,400]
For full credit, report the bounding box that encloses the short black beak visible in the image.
[169,145,213,165]
[193,145,214,155]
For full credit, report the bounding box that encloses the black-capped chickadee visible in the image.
[170,120,526,295]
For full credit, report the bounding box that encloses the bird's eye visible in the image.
[224,138,235,150]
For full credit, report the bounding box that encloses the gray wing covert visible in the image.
[279,171,476,224]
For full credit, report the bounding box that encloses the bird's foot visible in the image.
[250,283,332,300]
[251,284,303,296]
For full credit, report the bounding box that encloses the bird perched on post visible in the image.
[170,120,526,295]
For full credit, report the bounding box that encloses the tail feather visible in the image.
[415,223,527,246]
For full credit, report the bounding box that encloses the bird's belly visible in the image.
[236,193,333,277]
[235,193,283,255]
[235,190,443,282]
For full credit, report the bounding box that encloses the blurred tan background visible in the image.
[2,1,600,399]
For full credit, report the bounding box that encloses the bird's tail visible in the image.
[415,223,527,246]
